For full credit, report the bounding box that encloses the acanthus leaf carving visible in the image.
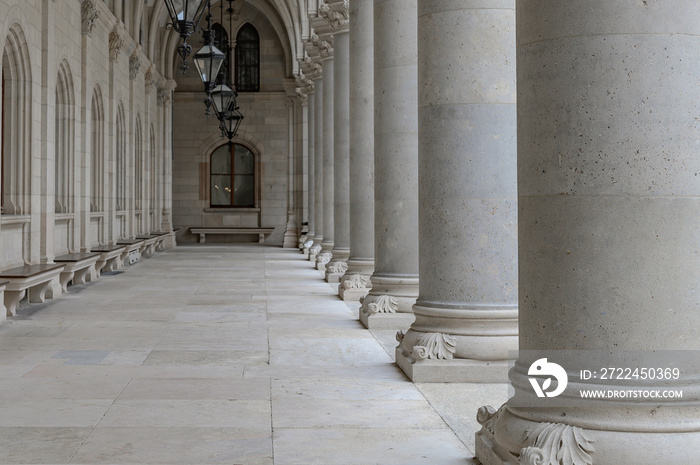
[342,273,371,289]
[316,252,332,265]
[129,54,141,80]
[81,0,99,36]
[298,234,308,248]
[318,0,349,31]
[327,261,348,274]
[519,422,595,465]
[412,332,456,360]
[145,68,157,92]
[395,330,405,343]
[310,244,322,255]
[109,29,124,61]
[367,295,398,314]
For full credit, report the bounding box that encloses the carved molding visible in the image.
[129,53,141,80]
[310,244,322,255]
[109,29,124,61]
[316,252,332,265]
[412,332,456,360]
[476,405,502,435]
[81,0,99,36]
[520,423,595,465]
[145,67,157,93]
[367,295,398,314]
[318,0,349,33]
[342,274,371,290]
[327,261,348,274]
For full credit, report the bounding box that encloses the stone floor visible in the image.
[0,245,508,465]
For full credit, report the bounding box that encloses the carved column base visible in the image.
[338,259,374,301]
[309,237,322,263]
[394,303,517,382]
[315,251,332,272]
[301,233,314,258]
[164,231,177,248]
[358,275,418,330]
[325,249,350,283]
[0,282,7,320]
[475,404,700,465]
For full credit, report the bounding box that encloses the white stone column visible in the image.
[395,0,518,382]
[477,2,700,464]
[359,0,419,329]
[303,91,316,255]
[315,56,334,272]
[339,0,375,301]
[326,30,350,283]
[309,76,324,262]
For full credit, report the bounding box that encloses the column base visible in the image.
[339,286,370,301]
[359,309,415,330]
[325,261,348,283]
[475,404,700,465]
[394,343,509,383]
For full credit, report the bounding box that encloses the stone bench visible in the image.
[116,239,145,265]
[151,231,170,251]
[136,235,159,257]
[0,263,65,317]
[91,245,127,276]
[189,227,275,244]
[54,252,101,292]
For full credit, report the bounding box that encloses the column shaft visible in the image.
[478,2,700,464]
[359,0,419,329]
[304,91,316,253]
[339,0,375,301]
[395,0,518,382]
[309,77,324,262]
[316,58,334,271]
[326,31,350,282]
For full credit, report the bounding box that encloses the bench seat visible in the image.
[116,239,145,265]
[90,245,127,275]
[135,235,159,257]
[0,264,66,317]
[54,252,101,291]
[189,227,275,244]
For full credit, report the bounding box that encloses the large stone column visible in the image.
[315,55,334,272]
[302,91,316,255]
[359,0,418,329]
[395,1,518,383]
[338,0,375,302]
[477,2,700,464]
[309,76,324,263]
[326,28,350,283]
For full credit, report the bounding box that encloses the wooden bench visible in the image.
[116,239,145,265]
[0,264,65,317]
[54,252,101,292]
[90,245,127,276]
[189,227,275,244]
[135,235,159,257]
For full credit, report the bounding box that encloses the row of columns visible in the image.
[298,1,700,463]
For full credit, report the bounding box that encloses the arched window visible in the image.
[2,25,32,215]
[212,23,229,85]
[55,61,75,214]
[235,23,259,92]
[210,143,255,207]
[134,115,143,211]
[90,88,104,212]
[116,104,126,211]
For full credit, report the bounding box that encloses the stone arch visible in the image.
[1,22,32,215]
[54,59,76,214]
[115,102,127,212]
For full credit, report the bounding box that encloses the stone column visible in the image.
[477,2,700,464]
[326,29,350,283]
[395,1,518,382]
[309,76,324,262]
[339,0,375,302]
[315,56,334,272]
[359,0,419,330]
[303,91,316,255]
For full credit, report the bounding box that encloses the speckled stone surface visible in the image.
[360,0,419,325]
[479,2,700,464]
[396,0,518,382]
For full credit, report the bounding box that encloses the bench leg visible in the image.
[73,266,93,285]
[59,271,75,293]
[4,289,24,317]
[199,233,206,243]
[259,234,265,244]
[29,276,62,303]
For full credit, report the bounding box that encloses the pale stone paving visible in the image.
[0,245,504,464]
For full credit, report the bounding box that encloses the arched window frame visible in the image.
[90,87,105,212]
[235,23,260,92]
[55,60,75,214]
[209,142,258,208]
[116,103,127,212]
[134,114,143,212]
